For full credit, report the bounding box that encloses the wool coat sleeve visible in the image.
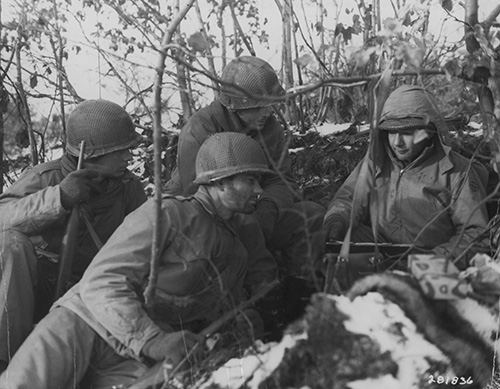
[78,200,172,358]
[432,161,489,264]
[238,216,278,294]
[323,157,372,240]
[0,170,67,235]
[168,115,212,196]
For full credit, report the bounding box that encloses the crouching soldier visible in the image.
[324,85,489,272]
[0,100,147,372]
[166,56,325,281]
[0,132,277,388]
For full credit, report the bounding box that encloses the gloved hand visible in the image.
[59,169,101,209]
[324,218,346,241]
[254,200,278,239]
[141,330,204,365]
[235,308,265,342]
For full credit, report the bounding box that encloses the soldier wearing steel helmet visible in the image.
[166,56,325,286]
[0,99,147,372]
[0,132,277,388]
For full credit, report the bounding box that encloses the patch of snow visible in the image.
[313,122,353,136]
[347,374,401,389]
[199,332,308,389]
[449,298,500,356]
[468,121,482,130]
[289,147,305,154]
[308,122,370,137]
[332,292,451,388]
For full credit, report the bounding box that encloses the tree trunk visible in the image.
[0,0,3,193]
[218,3,227,69]
[195,0,219,98]
[15,21,38,166]
[464,0,479,54]
[51,0,67,149]
[174,0,193,120]
[276,0,296,123]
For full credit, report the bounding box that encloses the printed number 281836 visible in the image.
[428,375,473,385]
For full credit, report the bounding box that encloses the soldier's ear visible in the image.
[212,178,228,191]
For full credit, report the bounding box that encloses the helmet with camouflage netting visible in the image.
[66,99,142,158]
[219,56,285,110]
[194,132,274,184]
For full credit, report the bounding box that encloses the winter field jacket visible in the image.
[324,143,489,260]
[58,187,277,361]
[165,100,296,228]
[0,158,146,276]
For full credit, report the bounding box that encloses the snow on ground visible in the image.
[198,292,450,389]
[307,122,370,137]
[334,292,452,388]
[198,332,308,389]
[347,374,401,389]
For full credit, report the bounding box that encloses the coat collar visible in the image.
[192,186,238,235]
[209,100,270,138]
[374,138,454,178]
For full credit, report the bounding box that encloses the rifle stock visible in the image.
[54,141,85,300]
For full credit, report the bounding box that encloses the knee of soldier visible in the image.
[0,229,36,272]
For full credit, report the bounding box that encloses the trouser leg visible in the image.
[0,307,95,389]
[0,230,37,369]
[81,339,149,389]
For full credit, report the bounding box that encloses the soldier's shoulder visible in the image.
[161,193,194,202]
[31,159,62,175]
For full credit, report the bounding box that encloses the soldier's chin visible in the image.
[394,151,410,161]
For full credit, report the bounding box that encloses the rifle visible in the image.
[128,279,280,389]
[324,240,414,293]
[54,140,85,300]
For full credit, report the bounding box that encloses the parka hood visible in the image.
[378,84,449,142]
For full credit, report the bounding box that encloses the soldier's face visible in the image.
[387,129,430,162]
[220,173,263,214]
[236,106,273,131]
[83,149,133,177]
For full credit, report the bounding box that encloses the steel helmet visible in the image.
[66,99,142,158]
[194,132,274,184]
[219,56,285,110]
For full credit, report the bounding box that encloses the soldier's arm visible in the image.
[241,216,278,294]
[175,118,212,196]
[253,121,296,236]
[79,200,172,359]
[433,162,489,265]
[0,171,67,235]
[323,158,371,240]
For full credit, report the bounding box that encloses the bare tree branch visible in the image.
[15,17,38,165]
[484,4,500,26]
[144,0,196,308]
[228,1,256,56]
